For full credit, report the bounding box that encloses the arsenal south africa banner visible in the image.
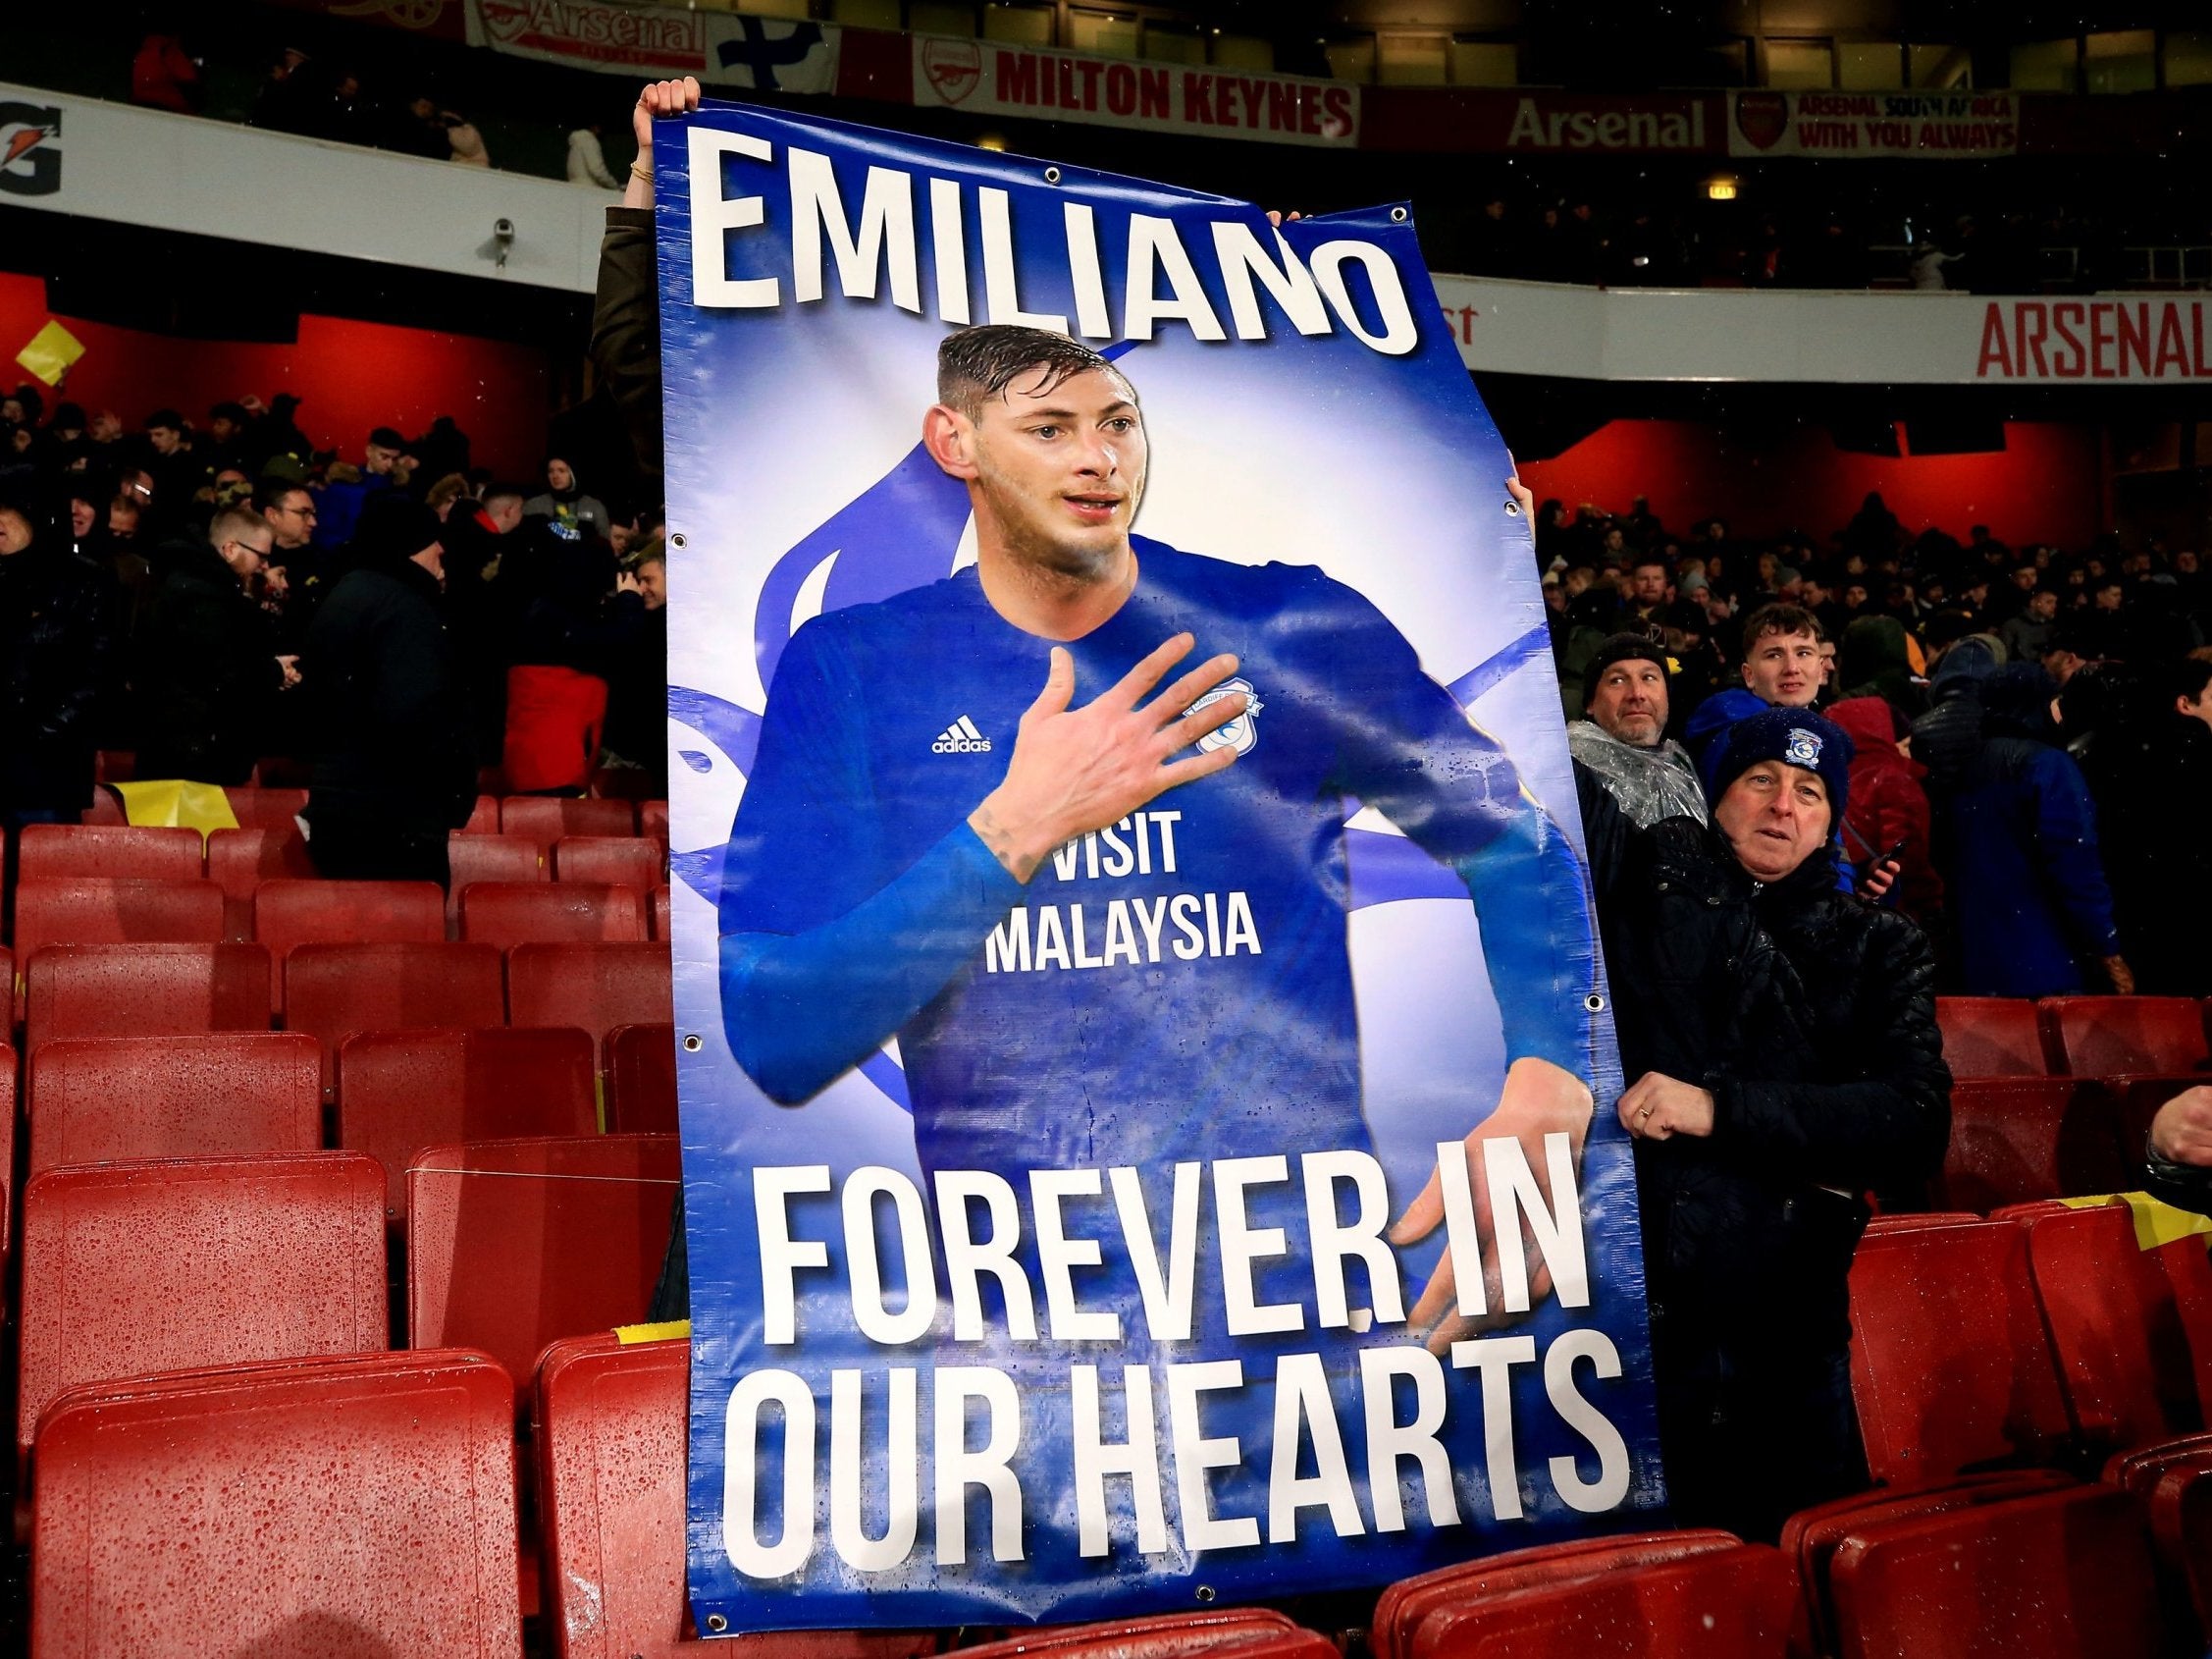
[656,100,1663,1633]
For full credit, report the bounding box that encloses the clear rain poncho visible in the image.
[1568,718,1710,829]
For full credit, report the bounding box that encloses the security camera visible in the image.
[494,218,515,242]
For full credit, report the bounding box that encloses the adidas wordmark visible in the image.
[932,716,993,754]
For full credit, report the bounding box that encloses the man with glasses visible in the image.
[135,507,294,785]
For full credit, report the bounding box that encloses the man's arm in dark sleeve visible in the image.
[1712,913,1952,1194]
[716,623,1023,1104]
[591,206,662,489]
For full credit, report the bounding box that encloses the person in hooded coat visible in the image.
[1910,634,2003,797]
[1837,614,1924,721]
[1826,695,1941,926]
[0,488,118,828]
[1946,663,2131,997]
[300,495,476,883]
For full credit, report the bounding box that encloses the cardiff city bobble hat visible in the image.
[1706,705,1854,821]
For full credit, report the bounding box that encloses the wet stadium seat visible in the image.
[2023,1203,2212,1458]
[606,1024,680,1135]
[338,1028,598,1225]
[203,826,315,939]
[17,1151,388,1471]
[1846,1218,2075,1483]
[1934,996,2052,1077]
[1827,1484,2171,1659]
[0,1045,14,1249]
[507,941,673,1064]
[284,940,506,1098]
[255,878,444,960]
[652,884,671,940]
[958,1613,1325,1659]
[12,877,225,961]
[78,787,126,827]
[407,1135,679,1402]
[1781,1470,2083,1659]
[639,800,669,844]
[26,1033,321,1178]
[1405,1544,1794,1659]
[1936,1077,2128,1210]
[1861,1211,1984,1236]
[17,823,203,883]
[22,942,270,1054]
[2042,995,2210,1078]
[1372,1531,1744,1659]
[553,835,666,891]
[462,793,501,835]
[460,882,649,948]
[221,785,309,834]
[448,832,545,933]
[30,1349,521,1658]
[501,795,636,858]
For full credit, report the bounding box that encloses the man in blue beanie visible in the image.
[1579,702,1950,1542]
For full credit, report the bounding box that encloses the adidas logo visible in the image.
[931,715,993,754]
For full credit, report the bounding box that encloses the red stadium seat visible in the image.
[256,879,446,1010]
[652,884,671,940]
[283,941,506,1097]
[1406,1545,1793,1659]
[2024,1203,2212,1457]
[462,793,501,835]
[93,749,134,783]
[508,941,673,1063]
[448,832,545,934]
[26,1033,321,1178]
[17,1151,388,1471]
[204,826,316,940]
[606,1023,679,1134]
[2042,995,2210,1078]
[1936,1077,2128,1210]
[553,835,666,891]
[639,800,668,844]
[408,1135,679,1402]
[1372,1531,1744,1659]
[0,1044,14,1251]
[30,1349,521,1658]
[12,877,225,960]
[78,786,126,826]
[1846,1218,2074,1483]
[251,753,312,788]
[23,942,270,1054]
[1781,1470,2083,1659]
[1828,1484,2171,1659]
[16,823,203,883]
[502,795,636,857]
[339,1028,598,1224]
[1934,996,2052,1077]
[959,1614,1323,1659]
[461,882,649,948]
[222,785,309,834]
[1861,1211,1985,1236]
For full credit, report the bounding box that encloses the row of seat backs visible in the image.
[1936,994,2212,1079]
[1848,1205,2212,1491]
[19,1024,677,1209]
[15,1135,680,1471]
[19,939,672,1085]
[1938,1072,2203,1212]
[77,787,667,848]
[7,876,670,984]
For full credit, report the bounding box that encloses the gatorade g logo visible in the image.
[0,104,61,196]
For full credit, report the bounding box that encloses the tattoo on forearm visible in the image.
[970,805,1038,883]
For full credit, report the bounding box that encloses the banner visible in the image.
[658,102,1660,1632]
[911,37,1358,147]
[463,0,840,92]
[1729,89,2018,158]
[1365,91,1721,155]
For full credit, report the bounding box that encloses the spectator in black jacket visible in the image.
[134,508,293,785]
[300,496,475,883]
[0,490,117,829]
[1584,705,1950,1543]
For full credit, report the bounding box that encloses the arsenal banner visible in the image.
[657,101,1662,1633]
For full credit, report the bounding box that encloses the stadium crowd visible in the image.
[1543,489,2212,1003]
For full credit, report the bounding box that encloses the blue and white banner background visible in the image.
[658,102,1662,1633]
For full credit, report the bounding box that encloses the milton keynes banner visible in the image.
[657,100,1662,1633]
